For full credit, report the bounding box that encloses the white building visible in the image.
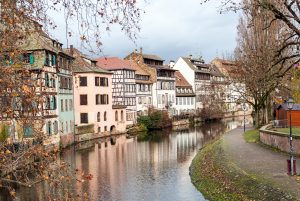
[174,57,211,112]
[174,71,196,115]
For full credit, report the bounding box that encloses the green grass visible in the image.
[243,129,259,143]
[272,127,300,136]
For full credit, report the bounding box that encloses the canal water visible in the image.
[15,117,247,201]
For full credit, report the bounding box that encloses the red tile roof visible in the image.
[96,57,137,71]
[175,71,192,87]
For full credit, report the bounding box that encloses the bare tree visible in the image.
[201,0,300,74]
[0,0,141,199]
[231,0,293,127]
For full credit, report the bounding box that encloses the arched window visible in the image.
[47,121,51,135]
[115,111,118,121]
[121,110,124,121]
[97,112,100,122]
[104,111,107,121]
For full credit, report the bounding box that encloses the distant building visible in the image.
[211,58,249,115]
[96,57,137,125]
[174,56,211,111]
[174,71,196,116]
[71,49,126,139]
[126,49,177,116]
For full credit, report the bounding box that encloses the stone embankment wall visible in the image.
[259,125,300,154]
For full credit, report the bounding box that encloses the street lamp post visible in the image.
[242,102,246,133]
[287,97,295,176]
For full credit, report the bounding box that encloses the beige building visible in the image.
[71,48,126,140]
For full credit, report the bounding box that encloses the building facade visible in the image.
[174,71,196,115]
[72,49,126,139]
[125,50,176,116]
[96,57,137,126]
[174,57,211,112]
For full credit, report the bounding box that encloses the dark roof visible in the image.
[277,103,300,111]
[66,48,112,74]
[148,64,177,71]
[142,54,164,61]
[181,57,211,74]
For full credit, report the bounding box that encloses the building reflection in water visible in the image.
[15,118,252,201]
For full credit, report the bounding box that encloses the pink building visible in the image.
[71,48,126,141]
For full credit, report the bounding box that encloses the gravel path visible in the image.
[223,126,300,198]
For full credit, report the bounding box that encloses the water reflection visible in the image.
[13,118,248,201]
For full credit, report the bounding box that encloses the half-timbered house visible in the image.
[96,57,137,125]
[125,49,176,116]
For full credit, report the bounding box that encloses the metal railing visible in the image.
[271,119,288,128]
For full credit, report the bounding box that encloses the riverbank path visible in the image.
[222,126,300,198]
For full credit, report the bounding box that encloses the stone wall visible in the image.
[60,133,74,148]
[259,125,300,154]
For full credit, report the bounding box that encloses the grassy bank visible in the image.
[190,138,296,201]
[243,129,259,143]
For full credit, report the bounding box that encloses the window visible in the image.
[138,97,142,104]
[79,77,87,86]
[61,99,64,111]
[98,127,101,133]
[104,126,107,131]
[45,97,51,110]
[51,96,57,110]
[65,99,68,111]
[121,110,124,121]
[69,99,72,111]
[95,77,100,86]
[97,112,100,122]
[115,111,118,121]
[149,97,152,105]
[96,94,109,105]
[104,111,107,121]
[47,121,52,136]
[100,77,108,86]
[80,95,88,105]
[45,73,50,87]
[80,113,88,124]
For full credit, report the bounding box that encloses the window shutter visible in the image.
[30,53,34,64]
[53,55,56,65]
[24,126,33,137]
[45,73,49,87]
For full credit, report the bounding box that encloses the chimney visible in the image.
[189,54,193,59]
[169,60,175,68]
[70,45,74,56]
[140,47,143,54]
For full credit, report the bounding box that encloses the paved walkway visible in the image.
[222,126,300,198]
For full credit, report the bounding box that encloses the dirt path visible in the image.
[223,126,300,198]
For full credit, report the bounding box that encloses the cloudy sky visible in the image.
[52,0,239,63]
